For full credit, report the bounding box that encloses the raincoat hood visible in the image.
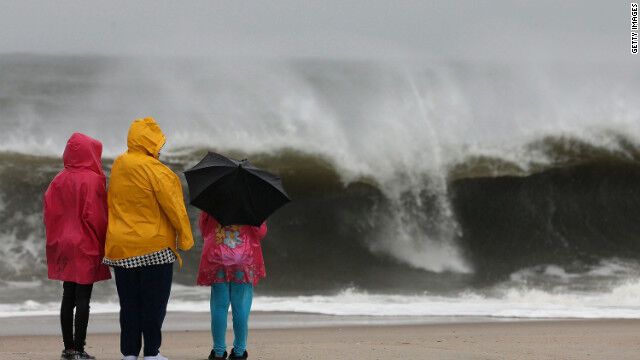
[127,117,166,158]
[63,132,104,177]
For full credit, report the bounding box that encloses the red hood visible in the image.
[63,132,104,177]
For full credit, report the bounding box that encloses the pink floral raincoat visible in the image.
[196,212,267,286]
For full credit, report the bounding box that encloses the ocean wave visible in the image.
[4,282,640,319]
[448,132,640,179]
[1,137,640,289]
[163,132,640,182]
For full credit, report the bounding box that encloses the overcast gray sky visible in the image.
[0,0,634,62]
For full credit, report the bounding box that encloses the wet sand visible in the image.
[2,315,640,359]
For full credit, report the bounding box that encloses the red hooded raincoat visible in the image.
[43,133,111,284]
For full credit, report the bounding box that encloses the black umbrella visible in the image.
[184,152,290,226]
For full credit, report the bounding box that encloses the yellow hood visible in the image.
[127,118,166,158]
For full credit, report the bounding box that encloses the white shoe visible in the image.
[143,354,168,360]
[122,356,137,360]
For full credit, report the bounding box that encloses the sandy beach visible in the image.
[1,314,640,360]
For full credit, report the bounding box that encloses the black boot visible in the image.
[60,349,76,360]
[228,349,248,359]
[74,350,96,359]
[208,350,228,360]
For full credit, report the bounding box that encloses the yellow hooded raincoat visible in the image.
[105,118,194,265]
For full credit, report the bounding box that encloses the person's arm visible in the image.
[248,222,267,241]
[42,184,53,243]
[149,163,194,251]
[81,176,108,254]
[43,174,62,234]
[198,211,220,238]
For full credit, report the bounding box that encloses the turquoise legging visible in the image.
[210,282,253,357]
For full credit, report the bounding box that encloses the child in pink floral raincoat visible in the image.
[197,212,267,360]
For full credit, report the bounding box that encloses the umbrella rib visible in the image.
[191,171,234,202]
[239,166,260,225]
[243,167,291,199]
[185,167,236,201]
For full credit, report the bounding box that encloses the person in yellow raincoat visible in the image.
[103,118,194,360]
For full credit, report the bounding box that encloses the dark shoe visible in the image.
[74,350,96,359]
[208,350,227,360]
[61,349,76,360]
[228,349,248,359]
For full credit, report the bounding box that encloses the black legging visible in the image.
[61,281,94,352]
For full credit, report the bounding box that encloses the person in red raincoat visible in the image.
[44,132,111,360]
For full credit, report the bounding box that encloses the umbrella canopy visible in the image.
[184,152,290,226]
